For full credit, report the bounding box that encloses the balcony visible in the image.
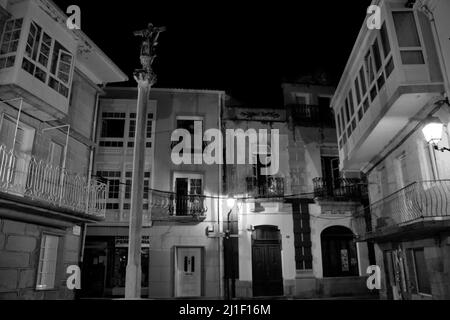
[313,178,368,202]
[149,190,207,221]
[246,177,285,199]
[0,1,80,121]
[286,104,335,127]
[0,145,106,218]
[333,5,445,171]
[353,180,450,240]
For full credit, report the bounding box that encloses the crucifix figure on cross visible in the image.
[134,23,166,73]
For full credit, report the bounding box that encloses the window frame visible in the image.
[36,233,62,291]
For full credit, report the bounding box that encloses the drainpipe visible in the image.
[80,84,103,265]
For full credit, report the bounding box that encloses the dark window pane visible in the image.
[370,85,377,102]
[385,57,395,78]
[348,90,355,115]
[377,73,385,90]
[380,23,391,57]
[414,249,431,295]
[355,78,362,105]
[393,11,421,47]
[401,51,425,65]
[363,99,370,113]
[372,39,383,71]
[358,108,364,121]
[359,67,367,94]
[101,119,125,138]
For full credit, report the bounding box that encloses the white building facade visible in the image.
[332,0,450,300]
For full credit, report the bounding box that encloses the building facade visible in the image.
[222,83,372,299]
[83,87,226,299]
[0,0,127,299]
[333,0,450,300]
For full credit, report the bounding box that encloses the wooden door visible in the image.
[252,243,283,297]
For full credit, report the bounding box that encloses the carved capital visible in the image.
[134,70,156,88]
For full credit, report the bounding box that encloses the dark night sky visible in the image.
[54,0,372,106]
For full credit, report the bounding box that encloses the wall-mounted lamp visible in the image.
[422,117,450,152]
[226,197,237,211]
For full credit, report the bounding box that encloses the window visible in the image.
[344,100,351,123]
[370,85,377,102]
[99,141,123,148]
[21,22,74,97]
[407,248,431,295]
[36,234,59,290]
[174,174,203,196]
[354,78,362,105]
[339,112,345,135]
[385,58,395,78]
[348,90,355,116]
[0,18,23,69]
[97,171,121,199]
[359,66,367,95]
[336,112,342,136]
[358,108,364,121]
[174,173,205,216]
[392,11,424,65]
[129,119,136,138]
[48,41,73,97]
[363,98,370,113]
[101,113,126,138]
[372,39,383,72]
[123,171,151,207]
[377,73,386,90]
[365,50,375,84]
[380,23,391,58]
[294,93,309,105]
[146,114,153,138]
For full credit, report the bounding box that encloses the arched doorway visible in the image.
[321,226,359,277]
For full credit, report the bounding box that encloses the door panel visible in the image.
[175,248,202,297]
[252,244,283,297]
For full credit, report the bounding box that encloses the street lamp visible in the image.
[422,117,450,152]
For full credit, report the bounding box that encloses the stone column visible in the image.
[125,74,152,299]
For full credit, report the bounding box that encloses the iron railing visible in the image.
[246,177,285,198]
[313,177,368,201]
[353,180,450,237]
[148,189,207,218]
[286,104,335,127]
[0,145,106,218]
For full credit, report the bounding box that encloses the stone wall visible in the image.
[0,217,81,300]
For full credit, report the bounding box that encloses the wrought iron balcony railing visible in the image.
[148,190,207,219]
[0,145,106,218]
[353,180,450,238]
[286,104,335,127]
[313,177,368,202]
[246,177,285,199]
